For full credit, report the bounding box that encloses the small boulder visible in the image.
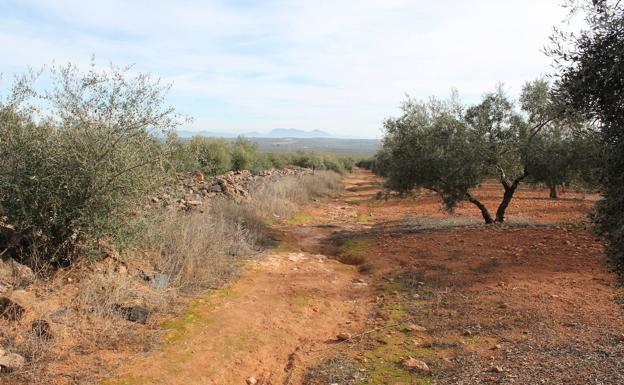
[403,357,430,373]
[0,258,35,290]
[0,350,25,373]
[115,305,150,324]
[406,324,427,332]
[336,333,352,341]
[489,365,504,373]
[246,376,257,385]
[0,297,24,321]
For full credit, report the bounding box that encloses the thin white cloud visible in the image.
[0,0,580,138]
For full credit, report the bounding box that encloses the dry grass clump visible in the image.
[148,171,343,293]
[303,355,369,385]
[79,273,135,318]
[250,171,343,219]
[151,201,263,293]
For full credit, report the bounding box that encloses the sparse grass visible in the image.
[355,215,375,223]
[162,301,212,344]
[288,213,316,225]
[335,236,374,265]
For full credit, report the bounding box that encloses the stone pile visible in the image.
[151,166,312,210]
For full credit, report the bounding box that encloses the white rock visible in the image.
[0,352,26,371]
[403,357,430,373]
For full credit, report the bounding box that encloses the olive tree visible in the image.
[0,63,185,267]
[526,128,578,198]
[376,80,571,224]
[377,93,494,222]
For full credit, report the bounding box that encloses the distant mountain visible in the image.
[176,128,334,139]
[261,128,332,138]
[176,130,238,138]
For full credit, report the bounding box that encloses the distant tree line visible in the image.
[167,134,355,176]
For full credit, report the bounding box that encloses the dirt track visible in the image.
[106,170,624,385]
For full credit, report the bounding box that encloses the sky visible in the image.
[0,0,578,139]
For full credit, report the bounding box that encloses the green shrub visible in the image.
[165,132,197,174]
[321,154,345,174]
[188,136,232,175]
[0,63,183,267]
[231,137,257,171]
[355,158,375,170]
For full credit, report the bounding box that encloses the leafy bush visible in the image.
[188,136,232,175]
[0,63,183,267]
[231,136,257,171]
[550,1,624,272]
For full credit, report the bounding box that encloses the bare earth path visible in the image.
[107,170,624,385]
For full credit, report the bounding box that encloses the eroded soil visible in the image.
[105,170,622,385]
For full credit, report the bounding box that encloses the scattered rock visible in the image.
[114,305,150,324]
[0,350,25,373]
[0,258,35,291]
[406,324,427,332]
[403,357,430,373]
[489,365,504,373]
[336,333,352,341]
[0,297,24,321]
